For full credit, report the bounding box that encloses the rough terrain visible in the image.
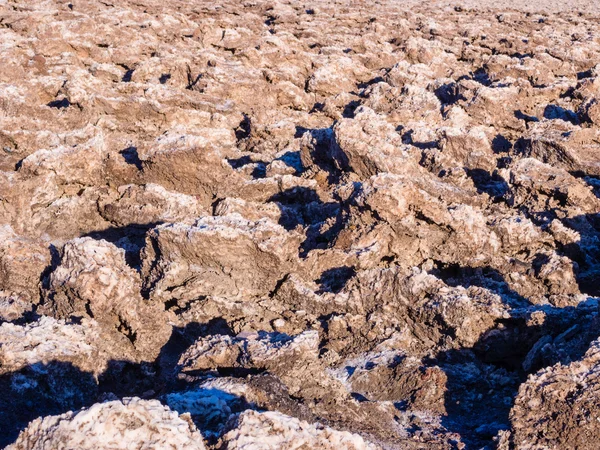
[1,0,600,448]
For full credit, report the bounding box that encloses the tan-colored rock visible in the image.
[138,129,241,205]
[18,133,107,186]
[510,338,600,449]
[0,225,50,302]
[0,316,105,375]
[221,410,380,450]
[517,119,600,176]
[177,330,319,373]
[99,183,207,226]
[7,398,207,450]
[141,215,301,302]
[438,126,496,171]
[42,238,171,361]
[2,0,600,447]
[330,107,417,178]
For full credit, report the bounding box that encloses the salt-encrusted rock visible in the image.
[213,197,284,223]
[462,85,527,130]
[235,174,320,204]
[18,133,107,186]
[177,330,320,373]
[329,107,418,178]
[327,266,510,352]
[516,119,600,176]
[138,130,240,205]
[141,214,301,302]
[0,317,108,444]
[0,225,50,302]
[306,57,364,97]
[2,174,113,240]
[578,96,600,125]
[438,126,496,172]
[221,410,380,450]
[509,338,600,449]
[0,316,104,375]
[42,238,171,360]
[28,186,113,240]
[0,292,32,322]
[3,0,600,448]
[7,398,206,450]
[346,355,448,413]
[352,174,501,265]
[508,157,600,213]
[99,183,206,227]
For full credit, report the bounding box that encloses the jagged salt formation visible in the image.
[1,0,600,448]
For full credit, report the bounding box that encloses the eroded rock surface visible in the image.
[7,398,207,450]
[2,0,600,448]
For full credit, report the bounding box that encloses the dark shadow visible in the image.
[47,98,70,109]
[251,165,267,178]
[431,262,530,307]
[341,99,361,118]
[275,150,303,175]
[122,68,134,82]
[295,126,345,184]
[316,266,356,294]
[269,186,321,205]
[268,186,327,231]
[120,146,142,170]
[559,86,576,99]
[577,69,593,80]
[429,297,600,449]
[582,175,600,198]
[264,15,276,26]
[166,386,253,442]
[299,211,344,258]
[472,67,492,86]
[0,361,98,447]
[83,222,163,269]
[267,187,342,256]
[357,76,385,90]
[227,155,253,168]
[153,319,236,395]
[491,134,512,154]
[434,82,463,105]
[401,129,438,149]
[98,360,158,399]
[35,243,62,311]
[515,110,539,123]
[507,52,534,59]
[159,73,171,84]
[543,104,579,124]
[466,168,509,202]
[560,213,600,297]
[226,156,266,179]
[309,102,325,113]
[0,318,239,447]
[351,392,369,402]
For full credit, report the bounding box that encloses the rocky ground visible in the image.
[1,0,600,448]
